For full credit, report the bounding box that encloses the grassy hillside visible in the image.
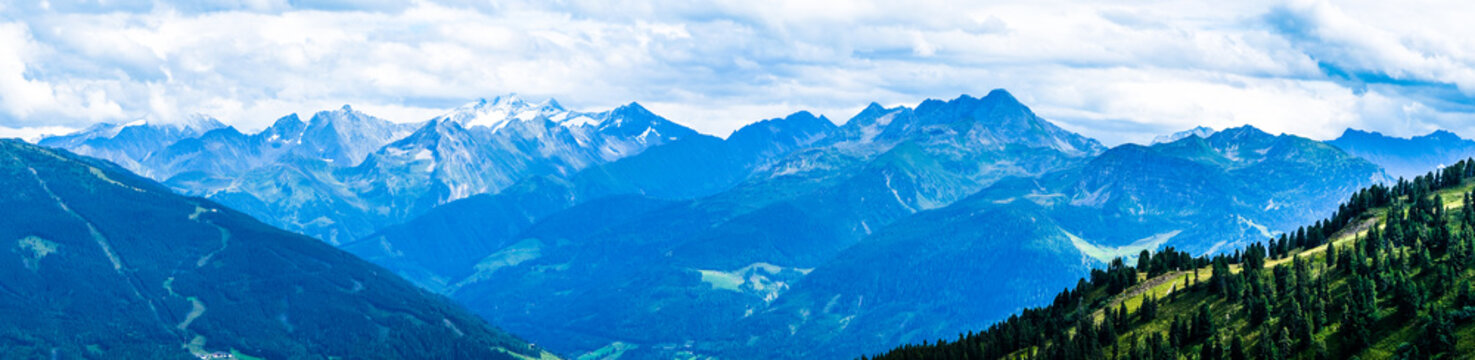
[865,159,1475,360]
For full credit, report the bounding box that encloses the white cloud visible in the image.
[0,0,1472,144]
[0,125,77,142]
[0,22,127,123]
[1270,0,1475,93]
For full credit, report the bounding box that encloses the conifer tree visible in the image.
[1391,343,1421,360]
[1193,303,1214,343]
[1393,271,1423,319]
[1327,243,1338,268]
[1230,337,1246,360]
[1419,310,1456,358]
[1343,274,1377,350]
[1139,294,1158,322]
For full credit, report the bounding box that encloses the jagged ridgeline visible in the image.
[864,159,1475,359]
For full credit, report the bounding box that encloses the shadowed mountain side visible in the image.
[0,139,549,359]
[732,202,1097,359]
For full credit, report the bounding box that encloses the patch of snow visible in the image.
[563,115,599,127]
[413,149,436,172]
[1053,137,1079,155]
[858,111,897,143]
[770,165,802,178]
[1151,126,1216,144]
[437,94,578,132]
[383,146,409,157]
[883,172,917,213]
[638,127,659,144]
[1023,193,1066,206]
[1070,185,1111,207]
[1221,145,1242,162]
[875,111,896,127]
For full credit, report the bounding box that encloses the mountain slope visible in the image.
[146,114,312,183]
[344,97,698,210]
[1328,128,1475,180]
[0,139,550,359]
[866,161,1475,359]
[725,125,1387,359]
[437,91,1108,358]
[344,112,839,293]
[148,108,416,183]
[37,114,226,177]
[341,175,581,293]
[976,126,1387,254]
[738,201,1098,359]
[159,107,418,243]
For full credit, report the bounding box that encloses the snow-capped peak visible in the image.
[598,102,652,128]
[82,113,225,139]
[124,113,225,131]
[436,94,581,131]
[176,113,226,131]
[1152,126,1217,144]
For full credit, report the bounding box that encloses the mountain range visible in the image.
[731,125,1386,358]
[41,95,694,245]
[389,91,1111,358]
[37,114,228,178]
[27,90,1475,359]
[1327,128,1475,180]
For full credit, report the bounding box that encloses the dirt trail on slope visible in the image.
[1104,271,1186,311]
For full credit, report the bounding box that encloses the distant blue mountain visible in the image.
[1327,128,1475,180]
[37,95,699,244]
[1034,126,1389,253]
[342,111,841,293]
[1151,125,1216,144]
[37,114,226,177]
[383,90,1110,358]
[374,112,1384,359]
[730,125,1387,359]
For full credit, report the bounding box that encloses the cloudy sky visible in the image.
[1,0,1473,145]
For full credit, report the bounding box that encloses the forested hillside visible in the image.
[866,160,1475,359]
[0,139,552,359]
